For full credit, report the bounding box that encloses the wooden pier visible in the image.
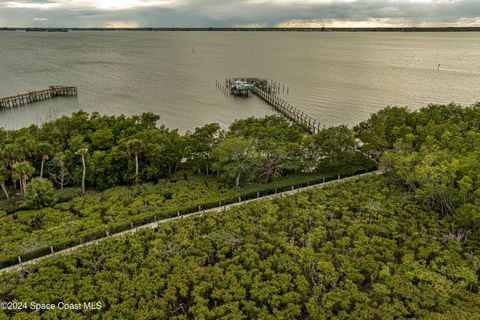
[251,86,321,133]
[221,78,321,133]
[0,86,77,109]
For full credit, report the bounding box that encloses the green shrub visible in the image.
[23,178,58,209]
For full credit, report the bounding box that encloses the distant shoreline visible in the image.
[1,27,480,32]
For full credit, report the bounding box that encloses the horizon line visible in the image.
[2,26,480,32]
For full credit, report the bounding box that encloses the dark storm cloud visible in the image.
[0,0,479,27]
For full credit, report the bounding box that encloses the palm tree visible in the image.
[125,138,144,184]
[36,142,54,178]
[12,161,35,195]
[0,164,9,199]
[75,148,88,194]
[3,143,22,168]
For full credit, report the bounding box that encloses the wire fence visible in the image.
[0,166,378,270]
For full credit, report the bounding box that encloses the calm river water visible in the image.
[1,31,479,131]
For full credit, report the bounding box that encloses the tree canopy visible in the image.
[0,112,372,196]
[1,175,478,319]
[1,103,478,319]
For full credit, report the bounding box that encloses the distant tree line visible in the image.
[4,27,480,32]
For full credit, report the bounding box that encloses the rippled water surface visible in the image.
[1,31,479,130]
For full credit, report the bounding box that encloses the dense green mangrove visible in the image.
[0,102,479,319]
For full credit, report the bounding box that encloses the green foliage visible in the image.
[0,170,353,262]
[354,106,412,161]
[2,103,480,318]
[23,178,58,209]
[0,111,373,264]
[0,162,10,199]
[0,112,373,196]
[1,176,478,319]
[0,111,180,193]
[12,161,35,195]
[310,125,363,171]
[186,123,221,175]
[211,116,371,185]
[213,137,258,186]
[225,116,306,183]
[372,104,480,237]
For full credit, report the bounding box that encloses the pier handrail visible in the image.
[222,78,321,133]
[251,85,321,133]
[0,86,77,109]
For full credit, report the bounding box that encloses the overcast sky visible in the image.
[0,0,479,28]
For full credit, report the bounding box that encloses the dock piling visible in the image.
[221,78,320,133]
[0,86,77,110]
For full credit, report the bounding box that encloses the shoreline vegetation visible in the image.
[1,102,480,318]
[0,169,378,271]
[0,169,374,267]
[0,113,374,267]
[2,27,480,32]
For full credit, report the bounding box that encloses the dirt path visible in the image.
[0,170,383,274]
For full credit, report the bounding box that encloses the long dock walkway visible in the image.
[251,86,321,133]
[222,78,321,133]
[0,86,77,109]
[0,170,382,274]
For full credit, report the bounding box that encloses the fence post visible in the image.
[177,211,180,217]
[291,185,294,190]
[323,178,325,183]
[106,230,109,237]
[337,174,340,180]
[130,222,134,228]
[199,205,202,211]
[50,246,54,254]
[238,196,241,202]
[257,191,260,198]
[18,256,22,264]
